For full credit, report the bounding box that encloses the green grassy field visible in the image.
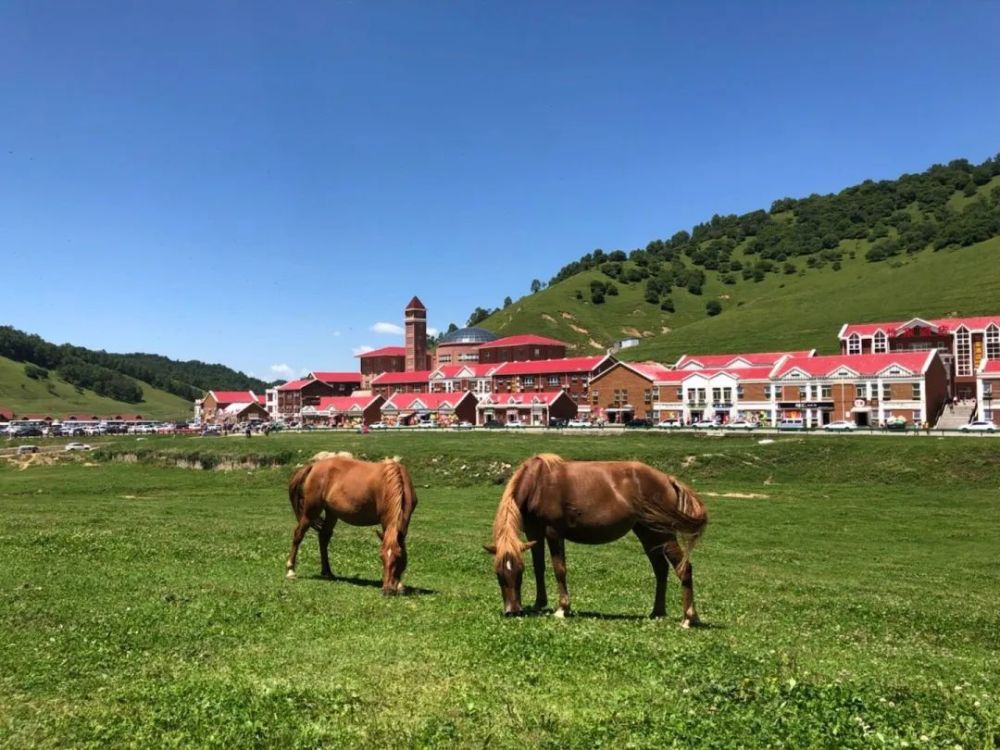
[2,432,998,748]
[0,355,192,421]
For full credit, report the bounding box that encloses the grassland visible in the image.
[484,223,1000,364]
[0,355,191,420]
[1,432,998,748]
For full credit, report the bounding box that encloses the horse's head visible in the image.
[483,541,536,616]
[376,529,407,595]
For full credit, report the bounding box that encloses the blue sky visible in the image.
[3,2,999,381]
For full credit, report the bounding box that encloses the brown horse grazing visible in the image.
[484,453,708,623]
[286,451,417,594]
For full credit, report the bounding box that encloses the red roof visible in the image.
[840,316,1000,338]
[356,346,406,358]
[478,334,567,349]
[309,371,362,384]
[257,394,266,404]
[675,351,813,369]
[477,390,571,407]
[493,355,608,376]
[383,391,476,411]
[371,370,433,385]
[405,296,426,311]
[315,395,381,412]
[772,352,935,379]
[980,360,1000,375]
[625,361,675,380]
[276,378,312,392]
[209,390,256,404]
[430,363,498,379]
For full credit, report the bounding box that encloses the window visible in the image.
[676,388,683,400]
[438,354,452,364]
[548,375,559,386]
[848,333,861,355]
[821,385,832,399]
[882,383,892,401]
[873,331,888,353]
[644,389,652,403]
[987,324,1000,361]
[591,391,599,405]
[956,327,972,376]
[798,386,809,400]
[523,376,534,386]
[651,386,660,401]
[712,388,723,403]
[912,382,922,400]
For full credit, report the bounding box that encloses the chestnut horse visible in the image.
[485,453,707,623]
[286,452,417,594]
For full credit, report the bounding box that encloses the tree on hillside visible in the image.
[503,296,512,308]
[467,307,495,327]
[706,300,722,317]
[446,323,458,334]
[530,279,543,293]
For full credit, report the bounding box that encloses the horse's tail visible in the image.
[492,454,561,553]
[288,462,323,532]
[380,458,416,540]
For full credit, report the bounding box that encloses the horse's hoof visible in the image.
[382,587,398,597]
[554,608,567,619]
[285,569,296,580]
[680,617,700,629]
[395,582,405,594]
[321,570,334,580]
[650,611,666,620]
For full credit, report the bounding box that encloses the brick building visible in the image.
[588,361,674,423]
[428,363,499,394]
[381,391,478,426]
[489,355,616,415]
[371,370,433,399]
[477,334,568,364]
[199,390,258,424]
[839,315,1000,400]
[976,360,1000,425]
[433,326,498,366]
[476,390,578,426]
[301,394,385,427]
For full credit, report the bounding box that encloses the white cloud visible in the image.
[371,321,404,335]
[352,345,375,356]
[428,327,439,336]
[270,363,294,379]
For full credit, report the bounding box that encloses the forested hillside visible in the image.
[0,326,270,404]
[479,155,1000,361]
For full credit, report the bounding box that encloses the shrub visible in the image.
[706,300,722,316]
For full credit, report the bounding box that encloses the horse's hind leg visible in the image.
[546,532,571,617]
[318,515,338,579]
[633,526,671,619]
[662,536,699,627]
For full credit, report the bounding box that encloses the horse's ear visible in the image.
[482,544,497,554]
[522,540,538,551]
[375,529,384,541]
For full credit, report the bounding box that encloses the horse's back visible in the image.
[304,457,383,525]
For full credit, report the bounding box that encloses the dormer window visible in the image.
[848,333,861,355]
[873,331,888,353]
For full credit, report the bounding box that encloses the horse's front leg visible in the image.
[526,525,548,610]
[546,532,571,617]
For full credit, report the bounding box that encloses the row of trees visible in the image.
[0,326,269,403]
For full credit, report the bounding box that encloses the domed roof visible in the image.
[437,326,499,346]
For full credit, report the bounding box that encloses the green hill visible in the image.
[480,156,1000,363]
[0,355,191,420]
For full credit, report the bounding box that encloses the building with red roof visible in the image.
[976,359,1000,425]
[490,355,615,414]
[588,361,675,423]
[674,350,814,370]
[475,390,578,426]
[838,315,1000,400]
[301,394,385,427]
[370,370,433,399]
[428,363,501,394]
[476,334,568,364]
[381,391,477,427]
[199,390,258,424]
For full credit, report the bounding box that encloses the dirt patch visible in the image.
[8,453,60,471]
[588,339,604,349]
[542,313,556,323]
[641,330,653,337]
[702,491,770,500]
[621,327,642,337]
[569,323,589,334]
[681,455,697,468]
[661,326,671,334]
[561,311,576,320]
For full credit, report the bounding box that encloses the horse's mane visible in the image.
[492,454,564,561]
[310,450,354,463]
[379,457,413,540]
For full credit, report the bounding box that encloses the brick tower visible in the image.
[404,296,428,372]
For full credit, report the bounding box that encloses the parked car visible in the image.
[656,419,683,429]
[505,421,525,428]
[201,426,222,437]
[724,420,758,430]
[777,419,806,430]
[548,417,569,428]
[16,444,39,455]
[368,422,388,430]
[823,420,857,432]
[960,420,997,433]
[454,421,474,430]
[776,418,805,430]
[483,419,505,429]
[692,420,720,429]
[13,427,44,437]
[417,421,436,428]
[64,442,93,451]
[625,418,654,428]
[567,419,591,428]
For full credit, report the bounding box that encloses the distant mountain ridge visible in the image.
[479,154,1000,362]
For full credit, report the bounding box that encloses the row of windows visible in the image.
[589,382,925,404]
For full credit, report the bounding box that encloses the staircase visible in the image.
[934,403,976,430]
